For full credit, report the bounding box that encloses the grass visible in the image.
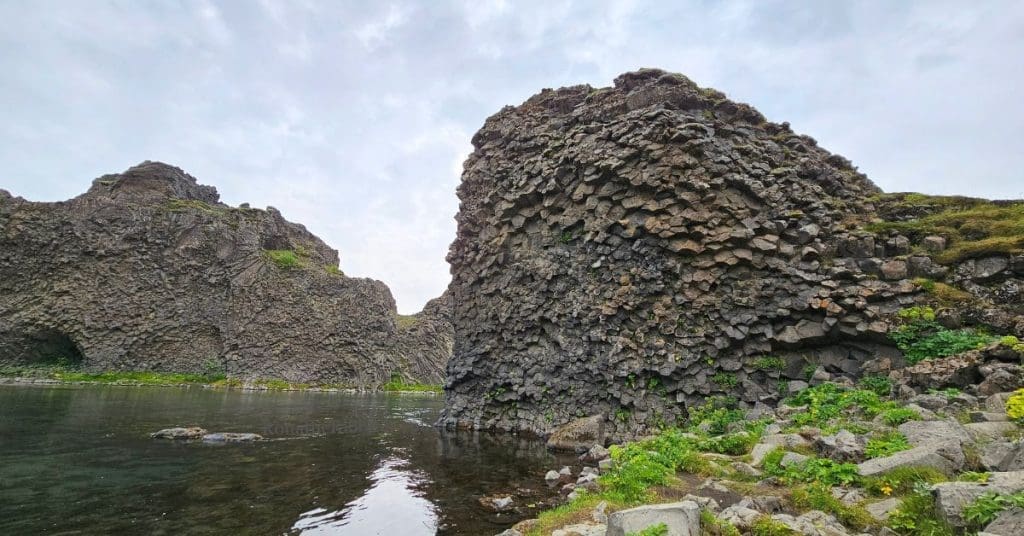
[165,199,226,214]
[750,516,799,536]
[791,483,876,531]
[887,483,955,536]
[55,370,224,385]
[264,249,302,269]
[380,374,442,393]
[865,431,911,459]
[867,194,1024,263]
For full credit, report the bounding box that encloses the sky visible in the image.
[1,1,1022,313]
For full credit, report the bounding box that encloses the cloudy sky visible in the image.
[1,1,1022,313]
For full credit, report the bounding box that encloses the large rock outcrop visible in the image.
[440,69,1023,437]
[0,161,450,385]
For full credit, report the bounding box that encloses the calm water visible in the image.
[0,385,573,535]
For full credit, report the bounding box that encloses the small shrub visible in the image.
[890,307,995,363]
[1006,388,1024,423]
[865,431,911,459]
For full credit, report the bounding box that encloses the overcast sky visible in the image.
[1,1,1022,313]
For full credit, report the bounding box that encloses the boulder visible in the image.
[865,498,901,522]
[719,505,760,529]
[151,427,207,440]
[982,441,1024,471]
[814,430,867,462]
[965,422,1018,442]
[984,507,1024,536]
[933,471,1024,527]
[547,415,606,453]
[606,501,701,536]
[857,439,964,477]
[897,420,972,447]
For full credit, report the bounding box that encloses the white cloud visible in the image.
[1,0,1022,312]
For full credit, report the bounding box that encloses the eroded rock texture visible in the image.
[0,162,449,384]
[440,69,1022,437]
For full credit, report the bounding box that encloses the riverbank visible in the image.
[508,341,1024,536]
[0,365,442,393]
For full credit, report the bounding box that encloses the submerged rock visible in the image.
[201,433,263,443]
[150,427,207,440]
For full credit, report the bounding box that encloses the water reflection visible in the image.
[0,386,574,535]
[294,455,438,535]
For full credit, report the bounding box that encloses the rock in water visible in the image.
[151,427,208,440]
[440,68,917,436]
[0,162,450,385]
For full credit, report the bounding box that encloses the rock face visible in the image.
[441,69,922,435]
[0,162,450,385]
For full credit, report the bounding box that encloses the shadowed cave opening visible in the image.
[26,330,85,368]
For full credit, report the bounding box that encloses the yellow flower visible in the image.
[881,485,893,496]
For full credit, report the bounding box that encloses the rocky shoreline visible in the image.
[496,339,1024,535]
[0,375,442,394]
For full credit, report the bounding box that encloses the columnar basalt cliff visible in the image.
[0,162,450,385]
[440,69,1024,437]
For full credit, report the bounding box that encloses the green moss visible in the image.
[380,373,442,393]
[264,249,301,269]
[165,199,226,214]
[753,356,785,370]
[867,195,1024,263]
[710,372,738,388]
[395,314,419,329]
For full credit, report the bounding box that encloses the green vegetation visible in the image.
[963,491,1024,530]
[1006,388,1024,423]
[791,483,875,531]
[395,314,419,329]
[750,516,798,536]
[887,482,955,536]
[762,449,858,486]
[881,407,921,426]
[710,372,738,388]
[958,471,991,483]
[865,431,911,459]
[253,378,309,390]
[165,199,225,214]
[863,466,948,497]
[784,382,894,428]
[380,373,442,393]
[265,249,301,269]
[600,429,711,502]
[857,375,893,396]
[700,510,741,536]
[866,194,1024,263]
[912,278,973,304]
[325,264,345,276]
[55,370,224,385]
[890,307,994,364]
[753,356,785,370]
[627,523,668,536]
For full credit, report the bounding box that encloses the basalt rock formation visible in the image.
[0,161,450,385]
[440,68,1023,437]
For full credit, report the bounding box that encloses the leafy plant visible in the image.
[711,372,738,388]
[963,491,1024,529]
[863,466,948,497]
[627,523,668,536]
[858,375,893,396]
[865,431,911,459]
[700,510,741,536]
[890,307,995,363]
[791,483,875,530]
[881,407,921,426]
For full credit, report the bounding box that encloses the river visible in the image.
[0,384,574,535]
